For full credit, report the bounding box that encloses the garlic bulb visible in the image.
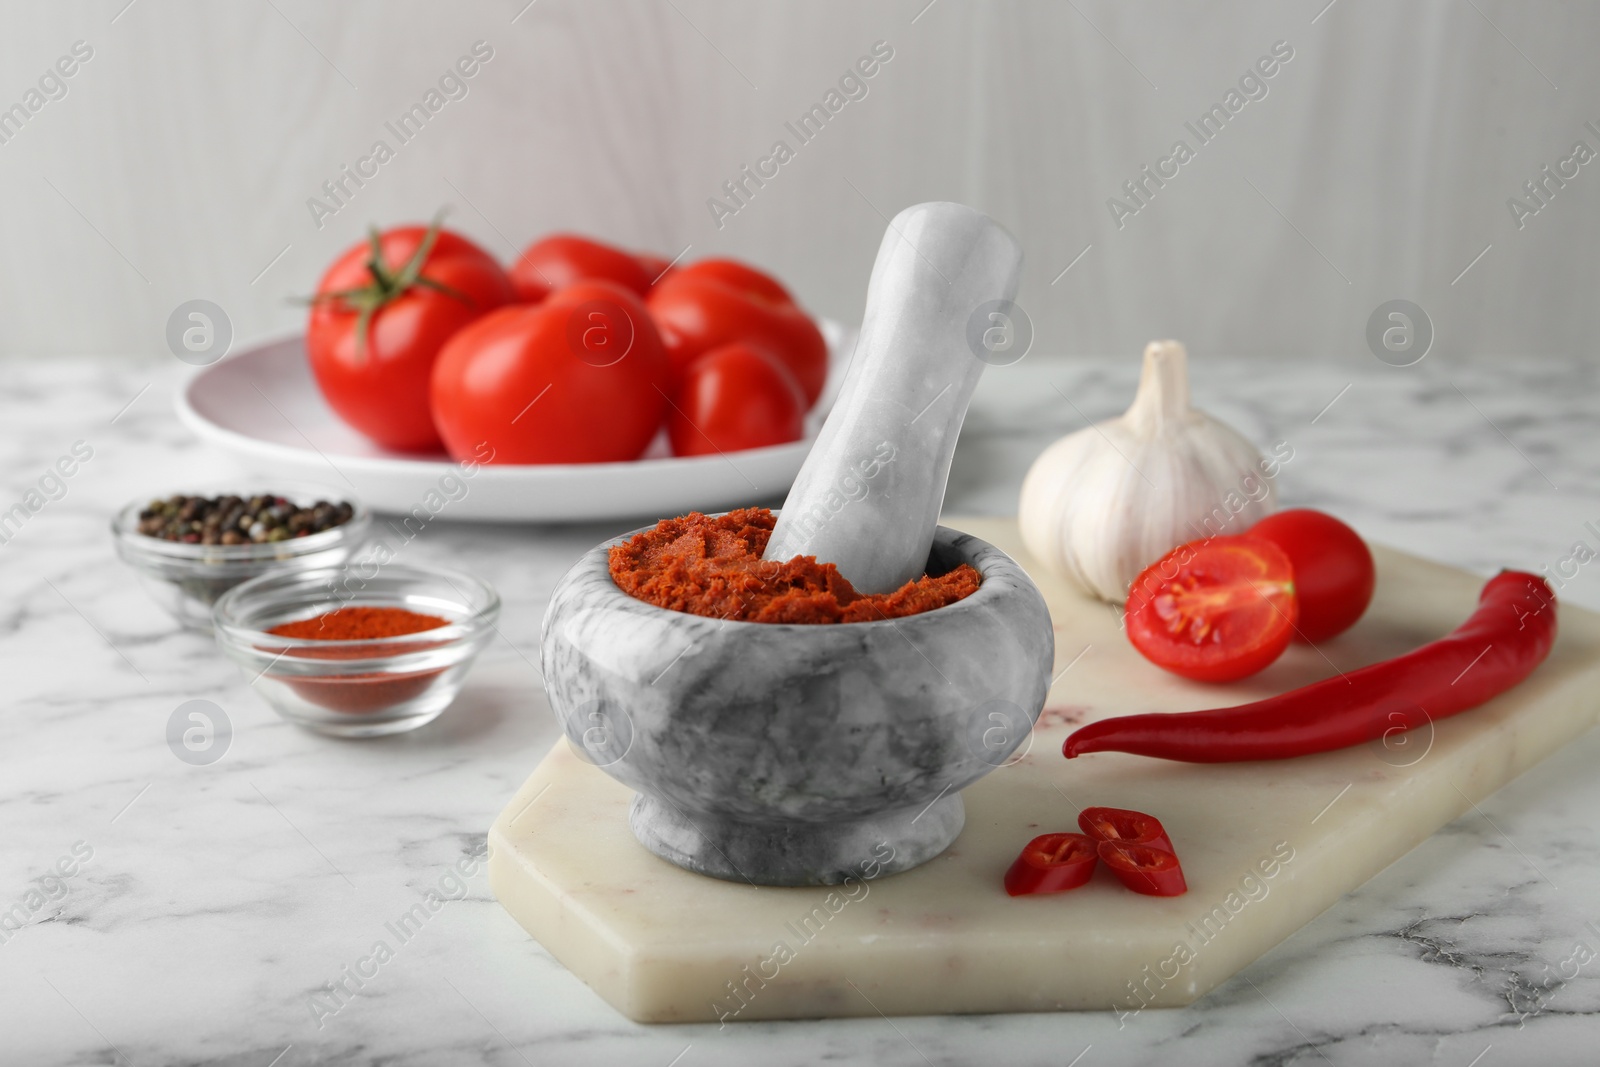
[1019,340,1279,602]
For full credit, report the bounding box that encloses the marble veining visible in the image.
[541,524,1053,884]
[1,352,1598,1064]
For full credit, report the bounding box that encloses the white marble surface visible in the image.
[2,350,1598,1065]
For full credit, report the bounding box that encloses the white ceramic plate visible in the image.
[176,321,854,522]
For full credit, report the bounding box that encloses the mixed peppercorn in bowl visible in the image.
[134,492,356,546]
[112,483,370,632]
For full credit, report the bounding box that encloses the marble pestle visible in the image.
[764,202,1024,594]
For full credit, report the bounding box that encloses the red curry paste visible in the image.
[608,507,979,624]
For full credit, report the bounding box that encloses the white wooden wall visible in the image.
[0,0,1594,362]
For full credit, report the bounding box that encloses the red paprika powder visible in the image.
[266,606,451,714]
[269,606,447,640]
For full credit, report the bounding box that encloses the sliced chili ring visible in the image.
[1077,806,1174,854]
[1004,832,1098,896]
[1097,841,1188,897]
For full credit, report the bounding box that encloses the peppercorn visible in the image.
[136,493,354,545]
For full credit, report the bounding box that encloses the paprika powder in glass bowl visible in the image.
[211,563,499,737]
[112,483,371,633]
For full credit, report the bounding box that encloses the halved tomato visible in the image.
[1124,537,1297,682]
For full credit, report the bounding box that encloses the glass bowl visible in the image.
[211,564,500,738]
[112,482,371,632]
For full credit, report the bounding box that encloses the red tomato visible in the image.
[667,343,805,456]
[671,257,794,305]
[1247,509,1376,642]
[633,251,676,287]
[510,234,652,303]
[429,280,668,464]
[306,225,513,452]
[542,278,652,312]
[1125,537,1297,682]
[647,272,827,406]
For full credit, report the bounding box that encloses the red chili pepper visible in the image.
[1064,571,1557,763]
[1076,806,1174,853]
[1097,841,1188,896]
[1004,833,1098,896]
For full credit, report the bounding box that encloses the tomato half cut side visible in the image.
[1004,832,1099,896]
[1097,841,1188,897]
[1077,806,1173,854]
[1124,536,1297,683]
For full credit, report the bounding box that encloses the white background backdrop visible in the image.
[0,0,1596,362]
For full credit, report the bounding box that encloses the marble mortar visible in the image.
[539,519,1054,886]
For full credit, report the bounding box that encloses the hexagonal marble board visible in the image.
[487,518,1600,1023]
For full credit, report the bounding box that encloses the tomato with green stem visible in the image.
[306,221,513,452]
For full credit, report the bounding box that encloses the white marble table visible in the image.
[2,351,1597,1066]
